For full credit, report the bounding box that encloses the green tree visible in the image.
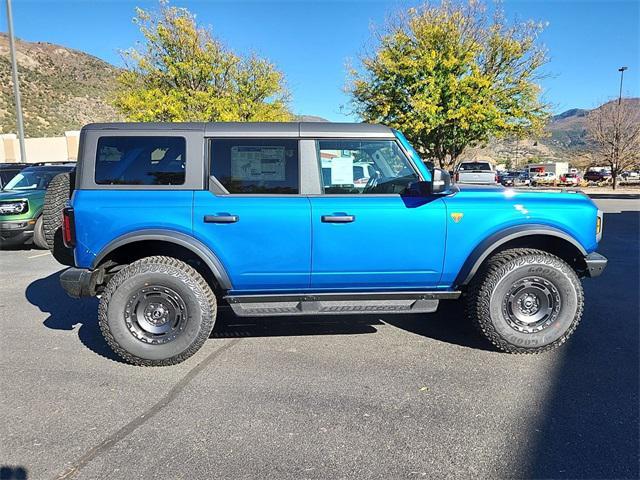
[114,1,291,122]
[348,0,549,168]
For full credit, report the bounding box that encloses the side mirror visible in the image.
[406,168,452,196]
[406,180,431,196]
[431,168,452,194]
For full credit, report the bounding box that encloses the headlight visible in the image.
[0,200,28,215]
[596,210,603,242]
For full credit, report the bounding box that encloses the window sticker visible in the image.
[230,146,286,181]
[328,155,355,185]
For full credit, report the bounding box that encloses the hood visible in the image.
[0,189,44,201]
[454,183,587,197]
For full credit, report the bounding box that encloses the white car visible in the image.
[455,161,497,185]
[531,172,556,185]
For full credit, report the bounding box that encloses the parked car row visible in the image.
[0,162,76,249]
[455,162,640,187]
[453,162,576,187]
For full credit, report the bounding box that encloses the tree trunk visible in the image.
[449,153,459,172]
[612,172,617,190]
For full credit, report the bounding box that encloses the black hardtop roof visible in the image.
[0,163,28,169]
[81,122,396,138]
[22,164,75,170]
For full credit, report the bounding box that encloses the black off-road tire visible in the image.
[465,248,584,354]
[43,171,75,265]
[98,256,217,366]
[33,216,48,249]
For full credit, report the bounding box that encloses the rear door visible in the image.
[309,139,446,289]
[193,138,311,292]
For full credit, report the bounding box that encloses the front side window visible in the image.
[210,139,299,194]
[95,136,186,185]
[318,140,418,194]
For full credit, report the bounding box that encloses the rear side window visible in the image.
[210,139,299,194]
[95,136,186,185]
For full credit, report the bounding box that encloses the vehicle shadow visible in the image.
[28,271,492,360]
[0,243,41,252]
[0,465,28,480]
[25,270,119,362]
[212,298,492,351]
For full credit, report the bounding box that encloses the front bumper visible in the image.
[584,252,607,278]
[0,219,35,247]
[60,267,104,298]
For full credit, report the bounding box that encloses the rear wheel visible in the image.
[98,256,217,366]
[465,248,584,353]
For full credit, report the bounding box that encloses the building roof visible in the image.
[81,122,396,138]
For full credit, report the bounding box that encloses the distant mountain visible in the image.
[468,99,640,166]
[546,108,591,152]
[0,34,121,137]
[546,99,640,157]
[295,115,329,122]
[1,33,637,151]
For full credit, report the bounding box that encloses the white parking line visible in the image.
[27,252,51,259]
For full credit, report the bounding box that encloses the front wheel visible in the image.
[98,256,217,366]
[465,248,584,353]
[33,216,48,249]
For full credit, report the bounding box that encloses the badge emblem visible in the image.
[451,212,464,223]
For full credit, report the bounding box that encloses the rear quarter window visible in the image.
[95,136,186,186]
[458,162,492,171]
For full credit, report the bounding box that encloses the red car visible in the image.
[559,173,581,185]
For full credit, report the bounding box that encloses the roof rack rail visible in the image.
[27,161,77,166]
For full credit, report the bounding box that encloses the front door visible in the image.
[310,139,446,290]
[193,138,311,292]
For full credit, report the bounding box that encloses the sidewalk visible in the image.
[580,187,640,199]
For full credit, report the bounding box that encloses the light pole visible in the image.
[612,66,628,190]
[618,66,628,105]
[4,0,26,162]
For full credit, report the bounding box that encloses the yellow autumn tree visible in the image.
[114,1,292,122]
[348,0,550,168]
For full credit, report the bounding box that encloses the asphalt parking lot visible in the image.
[1,198,638,480]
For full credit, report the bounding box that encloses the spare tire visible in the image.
[43,171,75,265]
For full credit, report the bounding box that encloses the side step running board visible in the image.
[224,291,461,317]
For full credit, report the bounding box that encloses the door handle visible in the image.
[204,214,239,224]
[321,214,355,223]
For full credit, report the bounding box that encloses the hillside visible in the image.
[0,34,121,137]
[467,98,640,167]
[1,34,637,153]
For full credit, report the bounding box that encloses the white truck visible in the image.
[455,161,497,185]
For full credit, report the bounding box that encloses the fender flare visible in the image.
[92,229,232,290]
[455,224,588,286]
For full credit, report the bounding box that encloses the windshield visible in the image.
[392,129,431,180]
[458,162,492,171]
[3,169,64,191]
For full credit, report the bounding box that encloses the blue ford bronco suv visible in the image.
[47,122,606,366]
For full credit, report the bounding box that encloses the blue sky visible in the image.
[4,0,639,121]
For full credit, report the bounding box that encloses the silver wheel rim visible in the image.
[502,276,562,333]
